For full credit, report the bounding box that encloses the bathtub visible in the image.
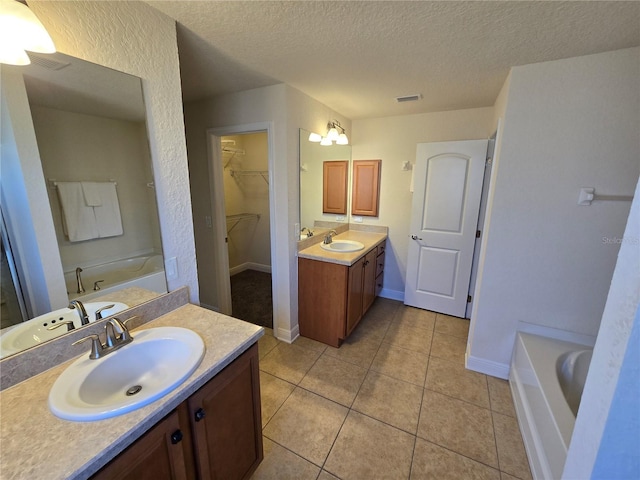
[510,332,593,480]
[64,254,167,302]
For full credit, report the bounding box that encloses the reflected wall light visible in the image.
[0,0,56,66]
[308,120,349,146]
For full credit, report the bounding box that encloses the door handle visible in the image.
[411,235,423,241]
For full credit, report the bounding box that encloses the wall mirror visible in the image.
[299,128,352,234]
[0,52,166,359]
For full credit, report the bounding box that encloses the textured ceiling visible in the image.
[149,1,640,119]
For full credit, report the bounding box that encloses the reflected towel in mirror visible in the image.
[57,182,99,241]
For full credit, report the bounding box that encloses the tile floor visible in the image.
[251,298,532,480]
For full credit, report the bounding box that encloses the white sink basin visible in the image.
[49,326,205,421]
[0,302,129,358]
[320,239,365,253]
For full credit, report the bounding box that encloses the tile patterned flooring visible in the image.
[251,298,532,480]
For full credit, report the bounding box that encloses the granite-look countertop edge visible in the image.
[297,230,387,266]
[0,304,263,480]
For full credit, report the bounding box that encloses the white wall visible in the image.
[351,108,495,299]
[31,106,161,271]
[564,178,640,479]
[184,84,350,341]
[0,69,67,316]
[469,47,640,377]
[30,1,198,302]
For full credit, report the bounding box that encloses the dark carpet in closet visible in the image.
[231,269,273,329]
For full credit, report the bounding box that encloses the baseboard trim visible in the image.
[379,288,404,302]
[229,262,272,276]
[276,323,299,344]
[465,353,510,379]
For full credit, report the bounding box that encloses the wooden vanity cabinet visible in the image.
[299,242,385,347]
[91,344,262,480]
[92,405,194,480]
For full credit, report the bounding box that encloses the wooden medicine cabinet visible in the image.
[352,159,381,217]
[323,160,349,214]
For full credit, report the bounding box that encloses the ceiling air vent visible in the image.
[395,94,422,103]
[27,53,70,71]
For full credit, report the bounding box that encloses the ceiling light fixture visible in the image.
[0,0,56,66]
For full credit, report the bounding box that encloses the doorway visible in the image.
[204,124,276,331]
[222,133,272,328]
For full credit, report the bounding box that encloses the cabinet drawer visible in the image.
[376,251,385,278]
[377,242,386,256]
[375,273,383,297]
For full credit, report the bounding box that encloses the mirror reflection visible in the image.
[0,52,167,358]
[299,128,352,234]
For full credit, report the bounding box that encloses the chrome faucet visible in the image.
[75,267,85,294]
[323,229,338,244]
[68,300,90,326]
[73,317,134,360]
[301,227,313,237]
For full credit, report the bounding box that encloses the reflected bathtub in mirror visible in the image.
[0,52,167,358]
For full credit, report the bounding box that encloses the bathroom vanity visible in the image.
[298,229,387,347]
[0,297,264,480]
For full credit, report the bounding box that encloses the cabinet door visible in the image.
[92,407,192,480]
[346,256,365,336]
[189,344,263,480]
[323,160,349,214]
[362,249,378,314]
[351,160,381,217]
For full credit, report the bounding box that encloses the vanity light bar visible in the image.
[395,94,422,103]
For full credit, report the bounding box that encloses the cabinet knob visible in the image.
[194,408,206,422]
[171,429,183,444]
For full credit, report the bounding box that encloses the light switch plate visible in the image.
[165,257,178,279]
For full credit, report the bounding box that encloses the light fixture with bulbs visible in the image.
[308,120,349,146]
[0,0,56,66]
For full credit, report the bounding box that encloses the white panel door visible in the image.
[404,140,487,317]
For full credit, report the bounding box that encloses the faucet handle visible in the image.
[93,280,104,291]
[107,317,134,344]
[47,320,75,332]
[73,334,104,360]
[95,304,115,320]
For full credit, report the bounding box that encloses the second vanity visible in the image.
[298,227,387,347]
[0,292,263,480]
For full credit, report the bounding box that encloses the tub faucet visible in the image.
[323,230,338,244]
[75,267,85,294]
[68,300,90,326]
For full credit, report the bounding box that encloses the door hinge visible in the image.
[225,237,228,243]
[467,295,472,303]
[476,230,481,238]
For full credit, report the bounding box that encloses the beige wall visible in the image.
[185,84,350,340]
[30,1,198,302]
[351,108,495,298]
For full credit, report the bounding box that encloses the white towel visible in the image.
[56,182,99,242]
[81,182,103,206]
[93,182,123,238]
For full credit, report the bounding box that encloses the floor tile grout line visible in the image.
[417,437,504,474]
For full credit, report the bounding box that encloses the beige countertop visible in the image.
[298,230,387,266]
[0,304,263,480]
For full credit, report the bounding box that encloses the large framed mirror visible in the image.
[0,52,166,358]
[299,128,352,233]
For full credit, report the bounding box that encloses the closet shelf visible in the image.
[229,169,269,185]
[226,213,260,233]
